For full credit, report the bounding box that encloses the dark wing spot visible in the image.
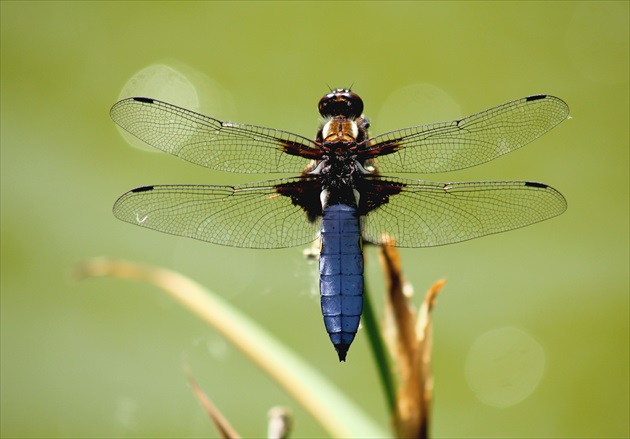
[133,97,154,104]
[524,181,548,189]
[526,95,547,102]
[131,185,154,193]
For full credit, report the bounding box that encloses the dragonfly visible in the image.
[111,89,568,361]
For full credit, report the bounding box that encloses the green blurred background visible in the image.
[2,2,628,438]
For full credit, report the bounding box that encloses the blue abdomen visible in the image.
[319,204,363,361]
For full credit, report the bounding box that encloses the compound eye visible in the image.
[318,89,364,118]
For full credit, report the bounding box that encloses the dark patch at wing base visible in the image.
[275,178,323,223]
[356,178,406,216]
[280,139,322,160]
[358,140,402,159]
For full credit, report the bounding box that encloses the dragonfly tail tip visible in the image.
[335,344,350,362]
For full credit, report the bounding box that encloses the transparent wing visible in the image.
[112,178,321,249]
[359,177,567,247]
[110,97,320,173]
[364,95,569,173]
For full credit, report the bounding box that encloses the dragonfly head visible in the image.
[318,89,364,119]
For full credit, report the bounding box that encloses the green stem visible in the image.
[362,275,396,417]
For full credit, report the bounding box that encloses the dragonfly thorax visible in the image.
[321,118,359,143]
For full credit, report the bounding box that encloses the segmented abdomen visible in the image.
[319,204,364,361]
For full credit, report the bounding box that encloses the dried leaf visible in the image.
[414,279,446,438]
[185,366,241,439]
[378,245,445,439]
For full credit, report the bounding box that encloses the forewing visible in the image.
[112,178,321,249]
[364,95,569,173]
[110,97,320,173]
[359,177,567,247]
